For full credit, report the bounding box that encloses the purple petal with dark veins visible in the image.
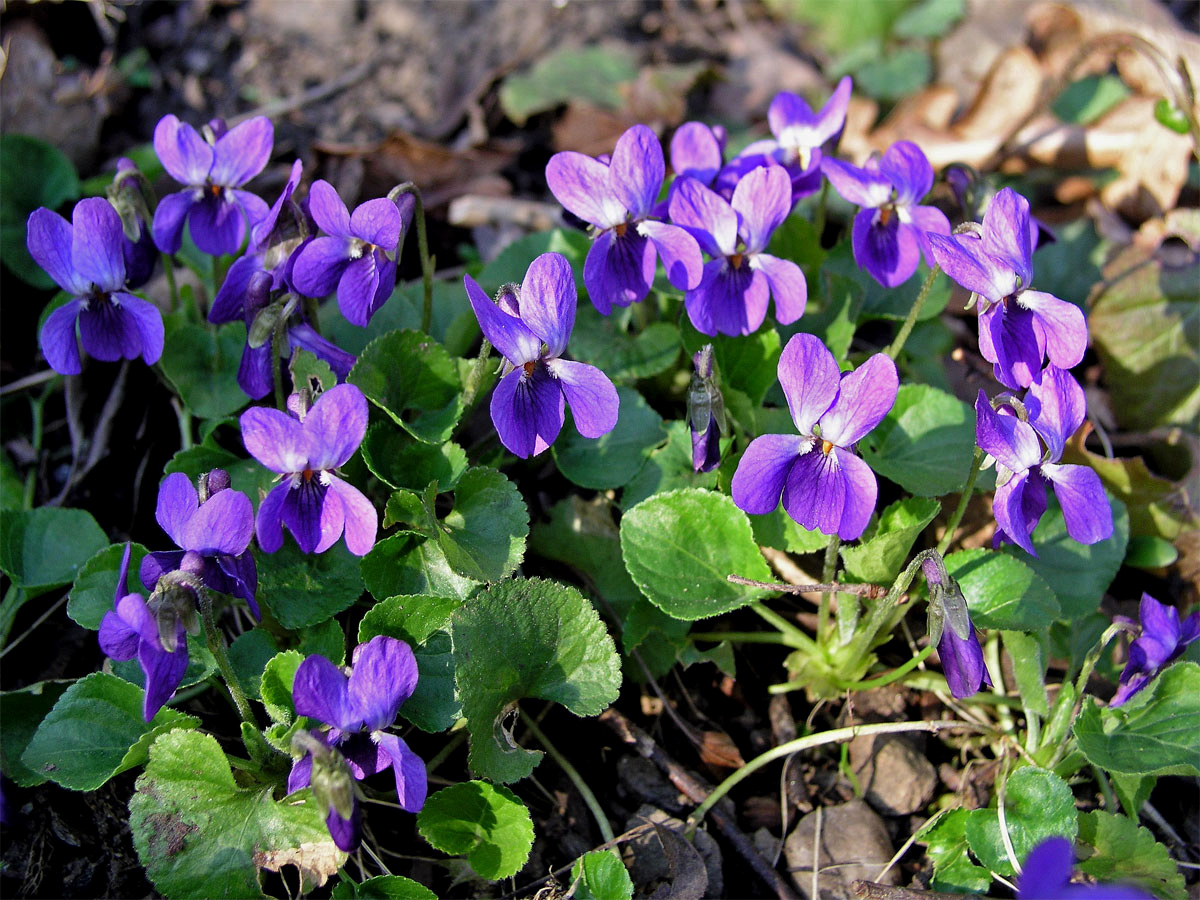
[374,732,427,813]
[978,302,1045,389]
[188,194,246,257]
[731,434,811,515]
[464,274,540,364]
[350,199,402,250]
[27,208,87,295]
[545,152,626,229]
[39,299,83,375]
[71,198,126,292]
[294,653,358,731]
[852,209,921,288]
[113,293,164,366]
[325,475,376,556]
[777,333,839,436]
[241,405,310,474]
[520,252,577,357]
[731,165,791,254]
[255,482,291,553]
[78,301,141,362]
[153,116,213,186]
[348,636,418,731]
[582,229,656,314]
[546,359,618,439]
[684,262,769,337]
[210,117,272,187]
[490,366,565,458]
[820,353,898,448]
[151,191,194,256]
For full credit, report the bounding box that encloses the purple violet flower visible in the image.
[109,158,157,289]
[922,558,991,699]
[670,122,728,189]
[688,345,724,473]
[151,115,272,256]
[291,180,405,327]
[29,197,165,375]
[240,383,377,556]
[929,187,1086,389]
[464,252,619,459]
[288,636,427,852]
[731,333,897,541]
[140,470,259,617]
[976,365,1112,556]
[1110,594,1200,707]
[668,165,808,336]
[820,140,951,288]
[546,124,703,314]
[1018,837,1153,900]
[99,544,190,721]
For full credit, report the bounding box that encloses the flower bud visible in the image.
[495,283,521,317]
[310,747,356,822]
[204,469,231,497]
[687,345,724,473]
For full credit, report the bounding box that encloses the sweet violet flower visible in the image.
[731,333,897,541]
[1018,837,1153,900]
[929,187,1085,389]
[99,544,190,721]
[152,115,272,256]
[546,125,703,314]
[30,197,165,375]
[1110,594,1200,707]
[291,180,405,327]
[240,383,377,555]
[288,636,427,851]
[668,164,807,336]
[688,345,724,473]
[975,365,1112,555]
[465,252,619,458]
[140,470,259,616]
[923,557,991,699]
[821,140,951,288]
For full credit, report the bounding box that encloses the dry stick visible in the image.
[231,58,382,125]
[853,882,975,900]
[729,574,887,599]
[598,707,800,900]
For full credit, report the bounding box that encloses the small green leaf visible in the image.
[499,46,638,125]
[553,386,666,490]
[1076,810,1186,900]
[261,650,305,726]
[1124,535,1179,570]
[256,542,363,630]
[331,875,437,899]
[571,311,681,382]
[918,808,992,894]
[164,437,278,513]
[893,0,964,38]
[452,579,621,783]
[944,548,1060,632]
[349,330,464,443]
[436,467,528,582]
[0,680,71,787]
[160,321,249,419]
[620,488,771,621]
[1004,630,1049,716]
[964,767,1078,878]
[571,850,634,900]
[360,533,478,602]
[1,134,81,288]
[1052,74,1130,125]
[68,542,150,629]
[853,48,932,102]
[228,629,281,700]
[752,507,831,555]
[620,420,720,510]
[289,347,337,393]
[129,730,335,899]
[679,321,783,406]
[1,449,24,511]
[418,781,534,879]
[359,595,462,646]
[21,672,198,791]
[296,617,346,665]
[823,244,949,323]
[362,424,468,492]
[840,496,939,583]
[1154,98,1192,134]
[0,506,108,595]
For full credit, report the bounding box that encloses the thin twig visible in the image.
[729,574,887,599]
[854,881,974,900]
[232,58,382,125]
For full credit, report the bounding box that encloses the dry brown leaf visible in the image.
[697,730,745,770]
[254,840,345,891]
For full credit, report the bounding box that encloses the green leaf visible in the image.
[452,578,621,783]
[766,214,827,280]
[1125,535,1179,570]
[1074,662,1200,777]
[553,386,666,490]
[765,0,908,52]
[228,629,281,700]
[164,437,278,513]
[417,781,534,879]
[0,506,108,595]
[893,0,964,38]
[68,542,150,629]
[822,244,949,323]
[362,424,468,492]
[1001,495,1128,620]
[332,875,437,899]
[160,322,249,419]
[0,134,80,288]
[572,312,681,382]
[0,680,71,787]
[964,767,1078,878]
[361,533,478,602]
[296,617,346,664]
[789,270,858,362]
[436,467,528,582]
[859,383,976,497]
[620,420,720,510]
[1003,630,1049,716]
[499,45,638,125]
[1110,772,1155,818]
[944,549,1060,632]
[1154,98,1192,134]
[840,496,939,583]
[571,850,634,900]
[474,229,591,296]
[620,488,771,621]
[752,507,831,555]
[1076,810,1186,900]
[21,672,198,791]
[853,48,932,102]
[918,808,993,894]
[256,542,363,630]
[1,449,24,511]
[1053,74,1131,124]
[261,650,304,726]
[349,330,463,443]
[359,594,462,646]
[129,730,335,899]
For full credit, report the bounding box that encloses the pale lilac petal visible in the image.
[373,732,427,813]
[810,76,853,146]
[1027,365,1085,462]
[831,449,879,540]
[181,488,254,555]
[1019,290,1087,371]
[928,233,1012,302]
[777,333,839,436]
[293,236,350,299]
[670,122,722,183]
[151,191,194,255]
[820,353,899,447]
[27,208,87,295]
[350,199,401,250]
[348,636,417,731]
[731,434,810,514]
[113,293,164,366]
[979,303,1045,389]
[546,359,618,438]
[490,367,564,458]
[731,165,791,254]
[153,115,212,186]
[240,406,309,473]
[308,180,352,238]
[582,230,656,313]
[880,141,933,206]
[853,209,920,288]
[993,469,1043,555]
[188,195,246,256]
[255,482,290,553]
[210,117,273,187]
[336,255,383,327]
[156,472,199,547]
[520,252,577,357]
[781,448,845,537]
[70,199,126,291]
[464,274,540,364]
[326,475,376,556]
[304,383,368,470]
[975,392,1043,473]
[981,187,1033,286]
[608,124,664,220]
[820,157,892,209]
[294,654,358,731]
[140,627,188,721]
[753,253,806,324]
[39,299,83,375]
[546,152,626,229]
[905,205,952,266]
[768,91,817,143]
[638,220,703,291]
[78,302,140,362]
[1041,464,1113,545]
[668,177,738,258]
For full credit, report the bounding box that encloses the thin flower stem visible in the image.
[886,263,941,360]
[690,630,804,647]
[522,713,615,844]
[302,295,322,335]
[985,632,1014,735]
[936,446,983,556]
[749,602,817,651]
[271,323,288,411]
[460,338,493,412]
[818,534,840,641]
[390,183,434,335]
[198,592,256,727]
[163,254,179,311]
[832,644,935,691]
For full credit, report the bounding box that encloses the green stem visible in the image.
[424,729,467,775]
[749,603,817,651]
[832,644,935,691]
[818,534,840,641]
[886,264,941,360]
[271,323,287,411]
[523,713,615,844]
[163,254,180,311]
[690,630,804,647]
[198,592,256,727]
[302,295,322,335]
[985,632,1014,734]
[460,338,493,412]
[390,183,434,335]
[900,671,1026,706]
[937,446,984,556]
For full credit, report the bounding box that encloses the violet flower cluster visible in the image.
[1111,594,1200,707]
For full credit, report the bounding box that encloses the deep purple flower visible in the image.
[923,558,991,699]
[109,158,157,289]
[465,252,619,458]
[821,141,951,288]
[99,544,189,721]
[929,188,1085,389]
[731,333,897,541]
[732,77,853,201]
[287,636,426,851]
[546,125,703,314]
[1018,837,1153,899]
[688,345,724,473]
[1110,594,1200,707]
[975,365,1112,556]
[668,165,807,336]
[151,115,272,256]
[30,198,165,376]
[241,383,377,555]
[140,470,259,616]
[291,180,404,327]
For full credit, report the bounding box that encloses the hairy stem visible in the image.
[886,264,941,360]
[198,592,256,726]
[390,183,434,334]
[937,446,983,556]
